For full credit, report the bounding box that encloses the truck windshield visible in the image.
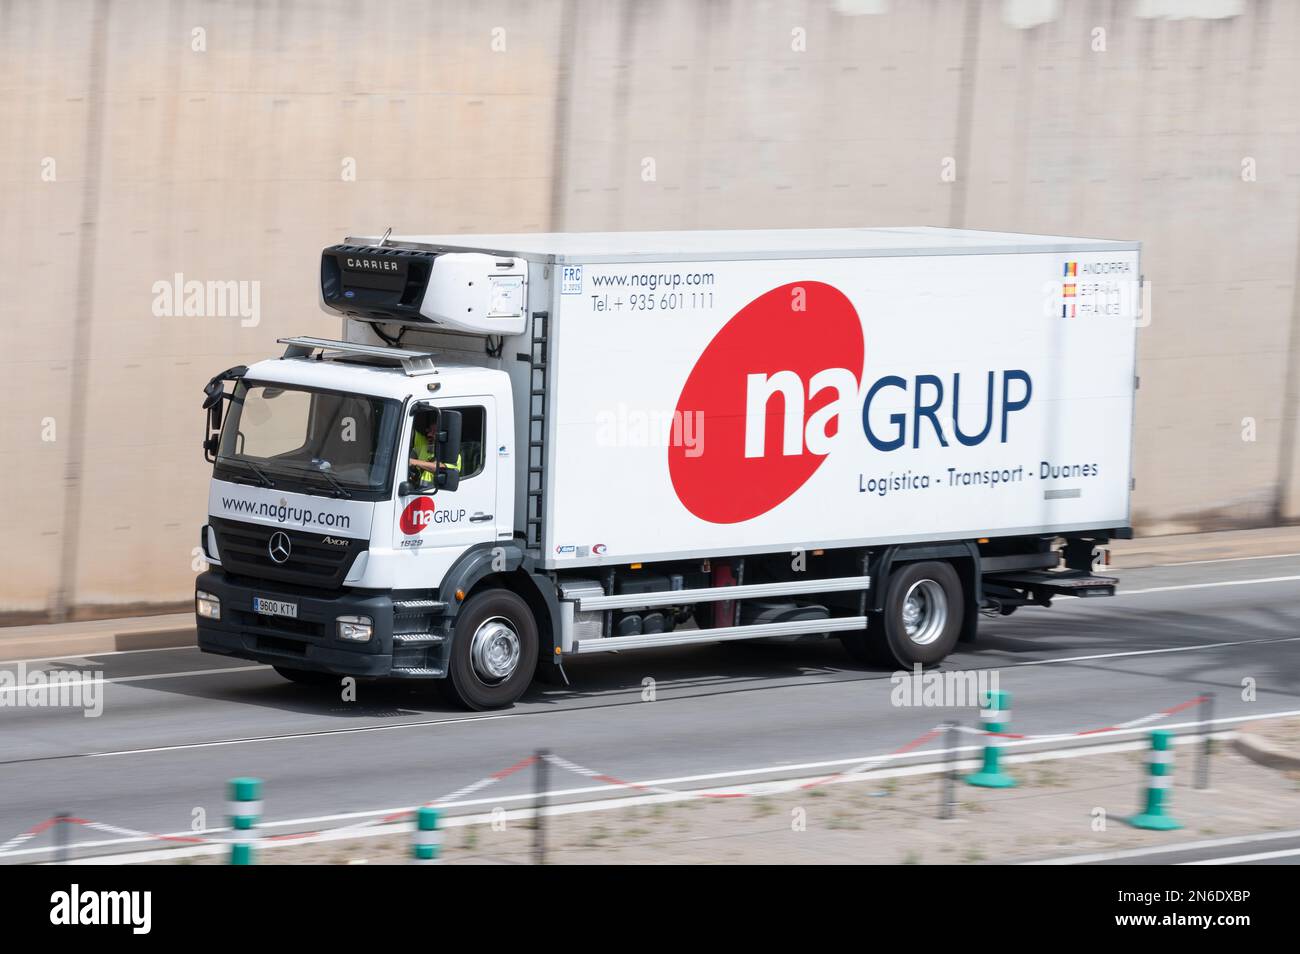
[215,381,401,498]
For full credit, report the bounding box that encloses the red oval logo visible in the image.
[668,282,863,523]
[399,496,437,535]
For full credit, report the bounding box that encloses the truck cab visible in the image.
[195,337,547,708]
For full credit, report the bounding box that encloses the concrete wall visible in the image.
[2,0,1298,619]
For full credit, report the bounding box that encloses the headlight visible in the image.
[196,590,221,620]
[337,615,373,642]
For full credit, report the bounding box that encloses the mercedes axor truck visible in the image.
[195,227,1139,709]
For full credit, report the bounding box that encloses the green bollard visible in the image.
[1127,729,1182,831]
[966,689,1017,788]
[412,806,441,864]
[227,777,262,865]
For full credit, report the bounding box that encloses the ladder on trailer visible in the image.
[524,311,550,551]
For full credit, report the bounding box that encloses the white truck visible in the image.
[196,227,1139,709]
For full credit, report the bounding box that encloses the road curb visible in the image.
[1108,526,1300,568]
[1231,730,1300,772]
[0,615,195,663]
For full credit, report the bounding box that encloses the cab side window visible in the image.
[409,405,486,487]
[453,406,486,480]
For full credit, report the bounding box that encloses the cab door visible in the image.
[393,397,498,569]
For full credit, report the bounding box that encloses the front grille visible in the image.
[229,608,324,639]
[211,517,366,590]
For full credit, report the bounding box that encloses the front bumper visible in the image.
[195,570,447,678]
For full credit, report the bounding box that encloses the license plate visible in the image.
[253,597,298,619]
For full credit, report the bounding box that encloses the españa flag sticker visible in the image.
[1063,283,1077,297]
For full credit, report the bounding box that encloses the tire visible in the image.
[273,665,340,687]
[841,561,963,668]
[444,588,538,710]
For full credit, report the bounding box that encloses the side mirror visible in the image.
[201,365,247,463]
[203,394,224,462]
[437,409,463,470]
[434,409,463,492]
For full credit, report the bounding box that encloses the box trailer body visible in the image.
[195,227,1139,709]
[543,246,1135,566]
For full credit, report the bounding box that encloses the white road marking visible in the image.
[1,645,197,665]
[0,665,266,695]
[1004,635,1300,668]
[1027,828,1300,865]
[88,710,524,756]
[1113,575,1300,595]
[1154,552,1300,567]
[1183,847,1300,865]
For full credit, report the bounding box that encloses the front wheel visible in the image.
[841,561,963,667]
[444,588,538,710]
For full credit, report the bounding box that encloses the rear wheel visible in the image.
[841,561,963,667]
[445,588,538,710]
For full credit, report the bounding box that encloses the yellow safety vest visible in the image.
[413,431,461,486]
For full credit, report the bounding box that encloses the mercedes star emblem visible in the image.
[268,531,292,564]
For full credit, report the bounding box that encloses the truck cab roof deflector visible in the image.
[278,336,438,376]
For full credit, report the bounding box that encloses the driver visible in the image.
[409,413,460,487]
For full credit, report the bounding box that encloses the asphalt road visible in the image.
[1041,830,1300,865]
[1,554,1298,862]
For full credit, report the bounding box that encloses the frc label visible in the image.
[561,265,583,295]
